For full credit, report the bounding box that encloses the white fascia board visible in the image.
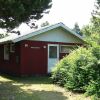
[12,22,84,43]
[60,23,84,41]
[12,23,61,43]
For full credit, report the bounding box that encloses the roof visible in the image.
[0,22,84,43]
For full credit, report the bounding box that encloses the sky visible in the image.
[0,0,96,34]
[38,0,95,28]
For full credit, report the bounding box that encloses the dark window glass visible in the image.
[49,46,57,58]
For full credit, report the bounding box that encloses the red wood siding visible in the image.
[20,40,83,75]
[0,40,83,76]
[0,43,21,75]
[20,41,47,75]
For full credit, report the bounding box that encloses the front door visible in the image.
[48,44,59,73]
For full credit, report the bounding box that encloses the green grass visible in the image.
[0,75,91,100]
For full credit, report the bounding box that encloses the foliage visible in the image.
[52,15,100,97]
[0,0,52,32]
[41,21,50,27]
[91,17,100,33]
[52,45,100,99]
[92,44,100,60]
[92,0,100,18]
[81,18,100,37]
[81,24,93,36]
[52,57,70,86]
[73,22,82,36]
[0,33,9,39]
[84,33,100,48]
[65,48,98,91]
[81,13,100,99]
[85,79,100,99]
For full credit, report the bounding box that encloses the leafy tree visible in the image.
[52,1,100,99]
[81,0,100,44]
[92,0,100,17]
[91,0,100,40]
[81,19,100,45]
[81,24,93,36]
[0,0,52,33]
[81,0,100,40]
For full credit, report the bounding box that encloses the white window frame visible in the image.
[48,44,59,59]
[4,44,9,60]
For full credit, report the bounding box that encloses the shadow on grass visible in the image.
[0,81,68,100]
[0,75,68,100]
[0,74,52,84]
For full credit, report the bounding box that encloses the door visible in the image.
[48,44,59,73]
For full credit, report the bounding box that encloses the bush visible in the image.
[85,79,100,99]
[52,47,100,99]
[92,45,100,60]
[85,59,100,99]
[64,48,98,91]
[51,57,70,86]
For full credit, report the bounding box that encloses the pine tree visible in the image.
[0,0,52,32]
[73,23,82,36]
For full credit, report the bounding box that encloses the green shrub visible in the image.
[64,48,98,91]
[52,47,100,99]
[92,45,100,60]
[85,59,100,99]
[85,79,100,99]
[51,57,70,86]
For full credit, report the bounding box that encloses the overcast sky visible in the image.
[0,0,96,34]
[20,0,95,34]
[38,0,95,28]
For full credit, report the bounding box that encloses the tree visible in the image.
[0,33,9,39]
[92,0,100,18]
[81,24,93,36]
[91,0,100,39]
[73,23,82,36]
[81,0,100,35]
[81,23,100,45]
[41,21,50,27]
[0,0,52,33]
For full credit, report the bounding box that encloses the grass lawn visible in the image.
[0,75,91,100]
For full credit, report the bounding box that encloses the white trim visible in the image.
[48,44,59,58]
[0,22,84,44]
[12,22,84,43]
[48,44,59,73]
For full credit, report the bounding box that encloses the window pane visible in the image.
[60,46,72,53]
[49,46,57,58]
[4,44,9,60]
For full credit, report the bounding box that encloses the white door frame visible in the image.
[48,44,59,73]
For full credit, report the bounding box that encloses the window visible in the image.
[49,46,57,58]
[10,44,15,53]
[60,45,73,53]
[4,44,9,60]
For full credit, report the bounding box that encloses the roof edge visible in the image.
[12,22,84,43]
[0,22,84,43]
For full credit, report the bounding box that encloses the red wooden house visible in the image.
[0,23,84,76]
